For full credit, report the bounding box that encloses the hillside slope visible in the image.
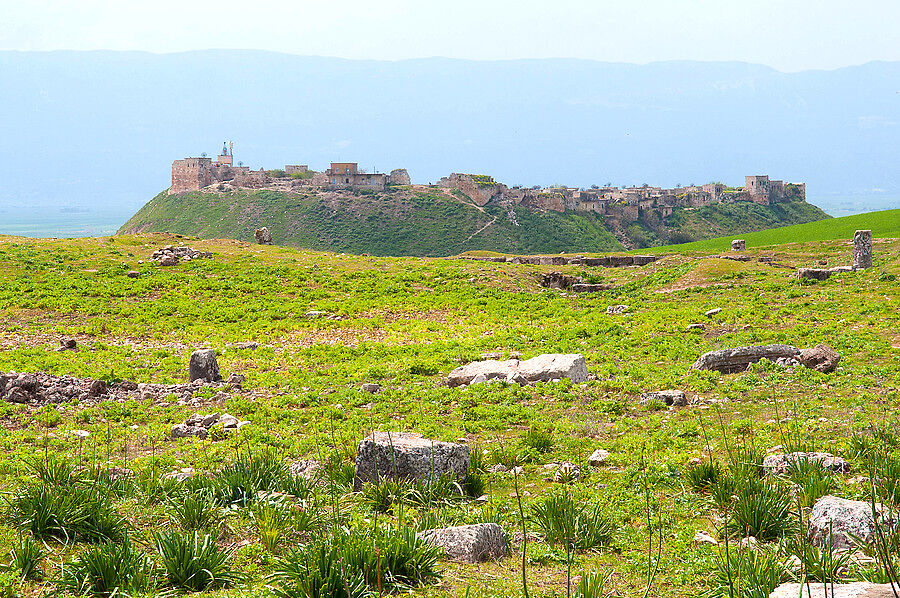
[119,187,829,256]
[647,208,900,253]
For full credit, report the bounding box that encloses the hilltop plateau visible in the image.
[0,224,897,597]
[119,186,827,255]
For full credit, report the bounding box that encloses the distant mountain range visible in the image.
[1,51,898,225]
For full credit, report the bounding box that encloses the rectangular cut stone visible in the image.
[352,432,470,491]
[691,344,800,373]
[853,230,873,269]
[419,523,507,562]
[770,582,899,598]
[446,353,588,387]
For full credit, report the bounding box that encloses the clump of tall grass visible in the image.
[4,536,43,581]
[726,477,794,542]
[574,570,612,598]
[56,537,154,598]
[685,461,721,493]
[464,445,487,498]
[5,482,125,543]
[785,457,837,508]
[359,475,464,514]
[531,491,615,551]
[707,549,791,598]
[154,530,241,591]
[166,490,224,530]
[522,425,554,453]
[269,526,441,597]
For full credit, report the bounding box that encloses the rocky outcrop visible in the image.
[640,390,687,407]
[446,354,588,387]
[189,349,222,383]
[770,582,899,598]
[151,246,212,265]
[419,523,507,562]
[798,344,841,373]
[808,495,897,550]
[732,239,745,251]
[254,227,273,245]
[388,169,411,186]
[691,344,801,373]
[170,412,249,440]
[352,432,470,491]
[540,271,580,289]
[762,452,849,475]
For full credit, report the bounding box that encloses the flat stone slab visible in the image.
[446,354,588,387]
[809,495,897,550]
[353,432,470,491]
[419,523,507,562]
[763,452,849,475]
[691,344,800,373]
[770,583,900,598]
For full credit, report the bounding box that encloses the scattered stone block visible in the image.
[693,530,718,545]
[732,239,745,251]
[705,308,722,318]
[769,582,899,598]
[686,323,705,332]
[419,523,507,562]
[126,270,140,278]
[798,344,841,373]
[853,230,873,269]
[641,390,687,407]
[360,383,382,394]
[446,354,588,387]
[808,495,897,550]
[632,255,659,266]
[588,448,609,466]
[799,268,833,281]
[606,304,629,314]
[352,432,470,491]
[254,227,273,245]
[540,271,580,289]
[189,349,222,383]
[762,452,849,475]
[691,344,801,374]
[571,283,615,293]
[288,459,323,480]
[538,256,567,265]
[608,255,633,267]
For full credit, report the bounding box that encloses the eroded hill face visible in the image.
[0,233,897,597]
[119,187,828,256]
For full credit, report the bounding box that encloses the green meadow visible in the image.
[0,229,897,598]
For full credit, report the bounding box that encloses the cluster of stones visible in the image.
[0,370,237,407]
[352,432,506,562]
[445,353,588,387]
[691,343,840,374]
[539,272,615,293]
[170,411,249,439]
[463,254,660,267]
[798,229,874,280]
[151,245,213,266]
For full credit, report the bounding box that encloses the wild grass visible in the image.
[154,530,241,591]
[707,549,790,598]
[56,537,154,598]
[531,491,615,551]
[3,536,43,581]
[5,482,125,543]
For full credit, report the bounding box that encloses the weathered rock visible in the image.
[732,239,746,251]
[798,344,841,373]
[488,464,509,474]
[769,582,899,598]
[632,255,659,266]
[419,523,507,562]
[540,271,580,289]
[60,338,77,350]
[360,383,382,394]
[808,495,897,550]
[693,530,718,545]
[88,379,106,397]
[254,227,273,245]
[606,304,629,315]
[588,448,609,466]
[446,354,588,387]
[799,268,833,281]
[762,452,849,475]
[352,432,470,491]
[171,422,206,439]
[641,390,687,407]
[189,349,221,383]
[126,270,140,278]
[691,344,800,374]
[226,373,246,386]
[853,230,873,269]
[686,323,705,331]
[608,255,633,267]
[705,308,723,318]
[158,255,179,266]
[288,459,323,480]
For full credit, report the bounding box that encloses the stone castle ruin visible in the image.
[170,144,806,223]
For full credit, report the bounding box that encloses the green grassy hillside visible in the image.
[648,208,900,253]
[120,188,830,256]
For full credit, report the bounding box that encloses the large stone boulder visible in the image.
[189,349,222,382]
[446,354,588,387]
[352,432,470,491]
[762,452,849,475]
[798,344,841,373]
[419,523,506,562]
[808,495,897,550]
[691,344,800,374]
[254,227,273,245]
[770,582,899,598]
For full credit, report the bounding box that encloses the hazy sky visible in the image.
[3,0,899,71]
